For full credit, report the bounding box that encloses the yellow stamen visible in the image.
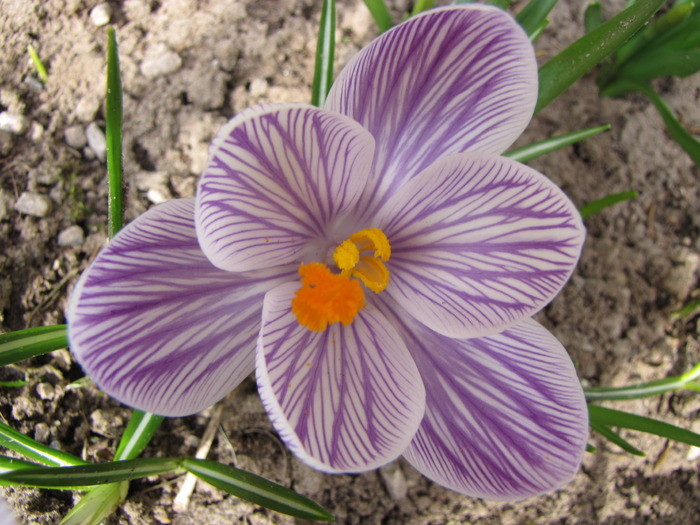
[292,263,364,331]
[293,228,392,331]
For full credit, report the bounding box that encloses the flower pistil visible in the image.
[292,228,391,331]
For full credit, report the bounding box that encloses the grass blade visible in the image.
[182,458,333,521]
[27,44,49,83]
[0,325,68,366]
[0,457,181,488]
[363,0,392,32]
[114,411,164,461]
[506,124,611,162]
[579,190,638,220]
[515,0,559,36]
[0,421,86,467]
[590,422,646,456]
[0,455,44,473]
[60,483,128,525]
[105,27,123,239]
[536,0,666,113]
[311,0,336,107]
[411,0,435,16]
[588,404,700,447]
[585,362,700,400]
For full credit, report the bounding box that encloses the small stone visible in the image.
[0,130,13,156]
[0,190,11,221]
[36,382,55,400]
[140,44,182,78]
[15,192,52,217]
[90,409,124,438]
[64,125,87,149]
[29,121,44,141]
[249,78,268,98]
[85,122,107,162]
[379,462,407,500]
[58,225,85,247]
[89,2,112,26]
[75,95,100,122]
[0,111,29,134]
[34,422,51,443]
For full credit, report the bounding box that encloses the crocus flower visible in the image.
[69,5,588,500]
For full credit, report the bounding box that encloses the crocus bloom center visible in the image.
[292,228,391,331]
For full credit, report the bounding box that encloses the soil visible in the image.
[1,0,699,524]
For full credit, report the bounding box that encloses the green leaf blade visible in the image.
[114,411,164,462]
[106,27,123,239]
[0,457,181,488]
[515,0,559,36]
[589,404,700,448]
[0,421,86,467]
[311,0,336,107]
[579,190,638,220]
[0,325,68,366]
[182,458,333,522]
[363,0,392,33]
[506,124,611,162]
[536,0,666,113]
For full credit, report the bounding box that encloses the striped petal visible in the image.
[196,104,375,272]
[325,5,536,212]
[68,199,296,416]
[256,282,425,473]
[379,298,587,500]
[376,153,585,338]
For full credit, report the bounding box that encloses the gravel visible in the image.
[64,125,87,149]
[0,111,29,134]
[57,225,85,247]
[14,192,52,217]
[85,122,107,162]
[89,2,112,26]
[140,44,183,78]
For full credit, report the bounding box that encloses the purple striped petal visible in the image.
[68,199,296,416]
[196,104,375,272]
[376,153,584,338]
[256,282,425,473]
[378,297,587,500]
[325,5,537,213]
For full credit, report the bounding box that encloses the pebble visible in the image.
[58,225,85,247]
[134,171,172,203]
[0,111,29,134]
[64,125,87,149]
[36,382,55,400]
[89,2,112,26]
[140,44,183,78]
[34,422,51,443]
[0,130,13,156]
[15,191,52,217]
[85,122,107,162]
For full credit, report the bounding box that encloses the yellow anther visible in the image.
[292,263,364,331]
[333,239,360,273]
[352,256,390,293]
[348,228,391,261]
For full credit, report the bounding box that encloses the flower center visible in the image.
[291,228,391,331]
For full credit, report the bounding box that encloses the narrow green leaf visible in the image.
[505,124,611,162]
[528,19,549,42]
[0,457,181,488]
[585,361,700,400]
[672,298,700,320]
[588,404,700,447]
[586,443,597,453]
[0,381,26,388]
[106,27,123,239]
[484,0,511,8]
[0,325,68,366]
[0,421,86,467]
[536,0,666,113]
[638,83,700,167]
[515,0,559,36]
[579,190,638,220]
[114,411,164,461]
[0,455,44,474]
[60,483,128,525]
[411,0,434,16]
[584,2,602,33]
[182,458,333,522]
[311,0,336,107]
[590,422,646,456]
[619,49,700,81]
[363,0,393,33]
[27,44,49,83]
